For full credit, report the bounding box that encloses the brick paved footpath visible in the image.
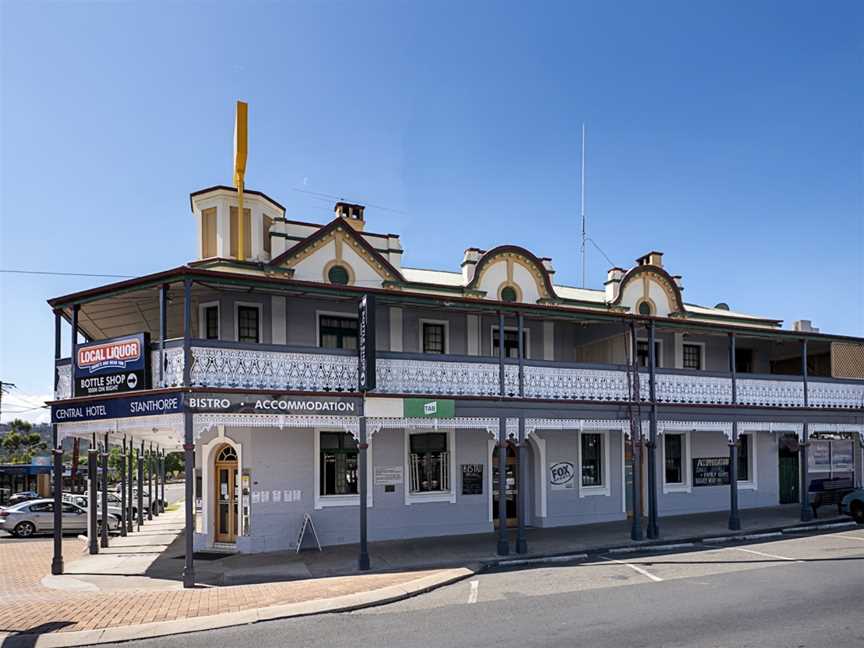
[0,533,443,635]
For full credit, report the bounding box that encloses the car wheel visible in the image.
[13,521,36,538]
[852,502,864,525]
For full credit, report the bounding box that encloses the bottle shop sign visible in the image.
[73,333,151,397]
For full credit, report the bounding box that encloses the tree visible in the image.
[1,419,47,463]
[165,451,184,478]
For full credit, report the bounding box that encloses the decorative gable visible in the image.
[609,252,685,316]
[466,246,557,303]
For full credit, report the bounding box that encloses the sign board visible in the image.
[358,294,376,392]
[74,333,150,397]
[295,512,322,553]
[404,398,456,418]
[186,394,359,415]
[808,440,831,473]
[830,440,854,473]
[549,461,575,490]
[461,464,484,495]
[693,457,730,487]
[374,466,404,486]
[52,392,182,424]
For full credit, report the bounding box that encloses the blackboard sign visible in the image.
[693,457,730,487]
[461,464,483,495]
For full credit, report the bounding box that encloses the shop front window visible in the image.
[409,433,450,493]
[320,432,358,496]
[736,434,750,482]
[665,434,683,484]
[581,433,604,487]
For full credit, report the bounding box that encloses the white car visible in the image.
[0,499,120,537]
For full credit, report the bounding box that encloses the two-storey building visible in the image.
[47,183,864,586]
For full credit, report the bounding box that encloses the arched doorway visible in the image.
[213,444,238,543]
[492,442,518,528]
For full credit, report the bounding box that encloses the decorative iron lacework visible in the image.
[737,379,804,407]
[656,420,734,440]
[806,380,864,409]
[55,364,71,400]
[57,414,184,448]
[154,348,185,389]
[738,421,804,439]
[809,423,864,443]
[193,413,359,438]
[367,417,502,438]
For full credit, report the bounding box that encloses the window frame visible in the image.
[736,432,758,490]
[198,301,221,340]
[316,311,359,350]
[234,302,263,344]
[681,341,706,371]
[419,319,450,354]
[578,429,610,497]
[313,429,373,509]
[662,431,692,493]
[404,428,457,505]
[636,338,664,369]
[490,325,531,360]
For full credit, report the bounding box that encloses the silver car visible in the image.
[0,498,120,538]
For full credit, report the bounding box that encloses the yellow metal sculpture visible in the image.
[233,100,248,261]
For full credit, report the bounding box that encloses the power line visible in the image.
[587,237,616,270]
[1,269,135,279]
[291,187,408,215]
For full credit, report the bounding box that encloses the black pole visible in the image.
[800,338,813,522]
[182,277,196,588]
[120,436,127,536]
[496,311,509,556]
[159,284,167,388]
[728,333,741,530]
[51,425,64,574]
[88,445,98,554]
[646,322,659,539]
[51,310,64,575]
[147,443,155,519]
[137,441,144,530]
[358,412,370,570]
[160,450,166,512]
[100,433,109,548]
[630,324,643,542]
[127,440,134,533]
[515,312,528,554]
[153,447,161,514]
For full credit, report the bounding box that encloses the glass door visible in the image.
[492,444,518,528]
[215,464,237,543]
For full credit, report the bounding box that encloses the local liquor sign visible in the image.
[74,333,150,397]
[358,294,376,392]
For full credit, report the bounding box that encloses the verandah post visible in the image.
[515,312,528,554]
[182,276,196,588]
[120,436,127,537]
[127,439,135,533]
[88,435,98,555]
[799,338,813,522]
[137,441,145,530]
[51,309,64,575]
[629,323,643,542]
[101,432,109,548]
[496,310,509,556]
[728,332,741,531]
[646,320,659,539]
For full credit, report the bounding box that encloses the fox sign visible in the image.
[73,333,150,397]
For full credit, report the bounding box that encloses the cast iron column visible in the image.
[630,324,643,542]
[800,338,813,522]
[147,444,154,520]
[646,321,659,539]
[496,311,509,556]
[88,443,99,554]
[515,312,528,554]
[137,441,145,530]
[182,277,196,588]
[100,433,109,548]
[358,413,370,570]
[127,440,134,533]
[51,310,64,575]
[120,436,127,536]
[160,450,166,512]
[159,284,167,388]
[153,447,161,514]
[728,333,741,530]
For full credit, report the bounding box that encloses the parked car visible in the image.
[0,499,121,537]
[113,484,165,513]
[62,493,132,520]
[6,491,40,506]
[841,488,864,524]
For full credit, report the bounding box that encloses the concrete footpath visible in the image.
[0,503,856,647]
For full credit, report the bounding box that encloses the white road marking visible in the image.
[601,556,663,582]
[467,579,479,604]
[728,547,803,563]
[833,534,864,542]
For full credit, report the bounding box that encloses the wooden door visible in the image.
[492,444,518,528]
[214,445,238,543]
[778,435,799,505]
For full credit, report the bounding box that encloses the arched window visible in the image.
[500,286,518,303]
[216,445,237,463]
[328,265,350,285]
[637,301,653,316]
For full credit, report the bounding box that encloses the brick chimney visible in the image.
[335,202,365,231]
[461,248,484,284]
[636,251,664,267]
[605,267,625,302]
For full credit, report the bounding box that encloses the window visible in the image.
[319,315,358,349]
[581,433,604,487]
[422,322,446,354]
[636,340,662,368]
[229,206,252,259]
[237,305,260,343]
[202,207,217,258]
[736,434,750,482]
[328,265,350,285]
[500,286,518,303]
[202,304,219,340]
[492,327,528,359]
[61,503,80,514]
[409,433,450,493]
[664,434,684,484]
[29,502,52,513]
[735,348,754,374]
[638,301,653,316]
[683,343,703,370]
[319,432,358,496]
[263,215,273,255]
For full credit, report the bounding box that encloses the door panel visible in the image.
[215,464,237,542]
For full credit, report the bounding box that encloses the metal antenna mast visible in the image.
[580,123,587,288]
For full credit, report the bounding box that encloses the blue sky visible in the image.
[1,1,862,420]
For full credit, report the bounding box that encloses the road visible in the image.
[104,528,864,648]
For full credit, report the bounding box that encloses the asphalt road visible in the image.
[102,528,864,648]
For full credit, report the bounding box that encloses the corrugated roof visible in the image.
[401,267,464,286]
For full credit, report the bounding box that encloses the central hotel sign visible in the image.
[74,333,150,397]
